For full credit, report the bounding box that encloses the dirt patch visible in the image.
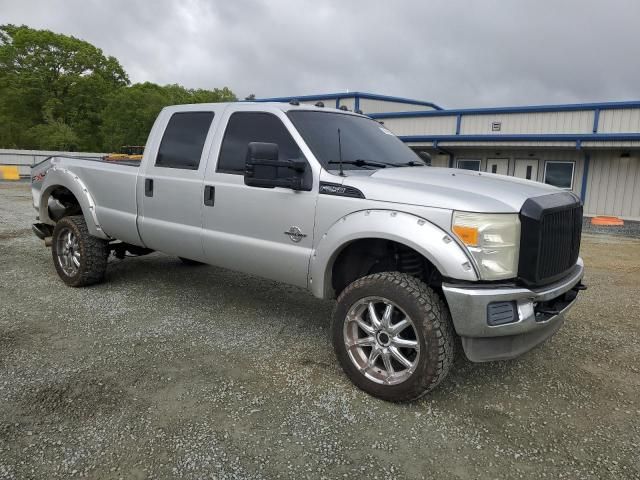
[0,228,31,240]
[0,331,21,350]
[22,376,131,418]
[0,324,41,361]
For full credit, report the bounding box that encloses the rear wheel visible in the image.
[51,215,108,287]
[332,272,455,402]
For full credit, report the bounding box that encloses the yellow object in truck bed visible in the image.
[105,146,144,162]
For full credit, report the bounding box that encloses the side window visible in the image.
[544,161,575,189]
[155,112,214,170]
[456,159,481,171]
[217,112,303,174]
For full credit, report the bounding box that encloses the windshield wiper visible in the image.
[402,161,426,167]
[327,159,394,169]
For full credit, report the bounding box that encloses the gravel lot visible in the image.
[1,181,639,479]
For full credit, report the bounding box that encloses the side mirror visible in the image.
[244,142,306,190]
[417,150,432,163]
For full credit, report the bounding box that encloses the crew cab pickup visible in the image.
[31,101,585,401]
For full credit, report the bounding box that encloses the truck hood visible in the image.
[342,167,561,213]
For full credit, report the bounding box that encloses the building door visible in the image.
[583,155,640,219]
[514,159,539,181]
[486,158,509,175]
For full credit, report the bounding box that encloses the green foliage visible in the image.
[100,83,235,151]
[0,24,236,152]
[26,119,79,151]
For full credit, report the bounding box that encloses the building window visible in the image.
[544,161,575,189]
[456,159,481,171]
[155,112,214,170]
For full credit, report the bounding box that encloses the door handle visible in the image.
[204,185,215,206]
[145,178,154,197]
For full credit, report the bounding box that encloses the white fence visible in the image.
[0,149,106,177]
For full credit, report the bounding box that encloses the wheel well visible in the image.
[47,186,82,221]
[331,238,443,297]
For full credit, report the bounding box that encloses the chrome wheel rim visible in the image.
[56,227,80,276]
[344,296,420,385]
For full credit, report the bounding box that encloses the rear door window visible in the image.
[155,112,214,170]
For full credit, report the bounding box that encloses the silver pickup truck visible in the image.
[31,101,585,401]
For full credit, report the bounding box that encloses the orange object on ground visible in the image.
[0,165,20,180]
[591,216,624,226]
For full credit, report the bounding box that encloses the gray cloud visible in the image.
[3,0,639,108]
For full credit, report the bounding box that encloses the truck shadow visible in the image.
[105,253,334,332]
[104,253,538,400]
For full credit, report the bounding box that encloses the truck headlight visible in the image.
[452,212,521,280]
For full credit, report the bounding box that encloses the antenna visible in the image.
[337,128,344,176]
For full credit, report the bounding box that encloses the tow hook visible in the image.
[535,282,586,319]
[32,223,54,247]
[32,223,53,240]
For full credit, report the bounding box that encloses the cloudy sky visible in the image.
[3,0,639,108]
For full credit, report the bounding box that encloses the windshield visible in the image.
[287,110,424,171]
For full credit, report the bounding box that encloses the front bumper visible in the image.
[442,258,584,362]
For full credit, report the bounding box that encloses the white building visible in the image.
[258,92,640,221]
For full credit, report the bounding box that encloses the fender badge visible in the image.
[284,226,307,243]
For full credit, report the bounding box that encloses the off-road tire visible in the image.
[51,215,109,287]
[332,272,456,402]
[178,257,205,266]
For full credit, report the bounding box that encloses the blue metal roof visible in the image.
[255,91,640,145]
[369,98,640,146]
[400,133,640,143]
[369,100,640,119]
[254,91,443,110]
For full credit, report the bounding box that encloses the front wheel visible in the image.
[332,272,455,402]
[51,215,109,287]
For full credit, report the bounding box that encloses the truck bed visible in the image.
[31,155,143,245]
[33,154,141,170]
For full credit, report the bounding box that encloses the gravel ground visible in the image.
[0,181,639,480]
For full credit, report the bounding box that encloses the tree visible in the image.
[0,24,237,152]
[0,24,128,150]
[100,83,236,151]
[99,82,170,151]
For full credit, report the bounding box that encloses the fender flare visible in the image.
[309,209,478,299]
[39,166,109,239]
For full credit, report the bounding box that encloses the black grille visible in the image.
[518,192,582,286]
[538,206,582,279]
